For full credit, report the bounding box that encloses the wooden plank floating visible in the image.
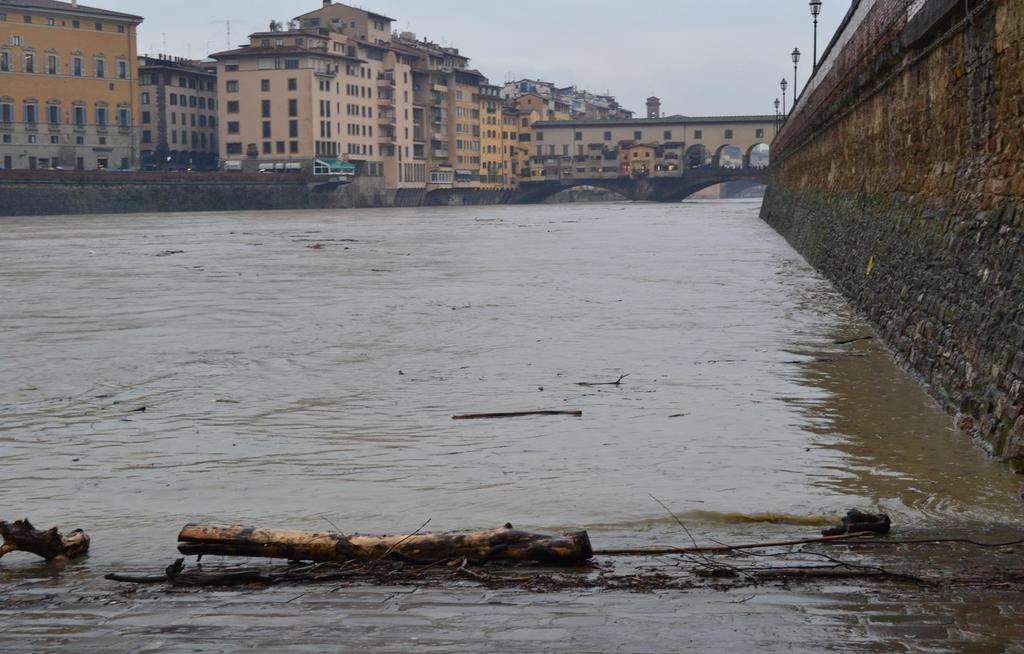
[177,523,594,566]
[0,519,90,562]
[452,410,583,420]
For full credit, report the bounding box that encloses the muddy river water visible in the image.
[1,200,1022,652]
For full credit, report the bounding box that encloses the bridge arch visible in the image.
[513,168,770,204]
[745,142,771,169]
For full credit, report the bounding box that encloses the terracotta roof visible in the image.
[209,45,362,63]
[0,0,142,21]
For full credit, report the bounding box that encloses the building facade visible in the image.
[530,115,776,181]
[0,0,142,170]
[137,55,218,170]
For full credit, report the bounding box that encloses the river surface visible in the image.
[1,200,1022,652]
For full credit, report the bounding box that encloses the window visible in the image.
[95,22,102,31]
[289,120,298,138]
[288,99,297,117]
[289,140,299,153]
[288,78,297,91]
[71,19,79,29]
[47,17,54,26]
[46,54,57,75]
[693,130,703,140]
[0,52,8,71]
[95,105,108,126]
[117,107,130,126]
[276,141,285,154]
[227,121,240,134]
[24,53,34,73]
[262,121,271,138]
[261,79,270,92]
[226,142,243,155]
[94,57,105,78]
[724,129,733,139]
[142,130,152,143]
[118,24,125,33]
[117,60,128,79]
[535,131,544,142]
[23,14,31,23]
[227,101,239,113]
[0,101,13,123]
[46,104,60,124]
[0,13,6,22]
[141,92,150,104]
[169,93,177,106]
[756,128,765,139]
[261,100,271,118]
[284,58,299,69]
[574,131,582,141]
[23,102,38,124]
[634,131,642,140]
[73,104,86,126]
[664,131,672,140]
[226,80,239,93]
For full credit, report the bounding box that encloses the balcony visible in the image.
[378,96,394,108]
[378,113,396,125]
[432,149,450,158]
[413,129,425,142]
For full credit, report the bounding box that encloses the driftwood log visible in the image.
[178,523,593,566]
[0,519,90,562]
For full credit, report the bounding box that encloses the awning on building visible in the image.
[314,159,356,175]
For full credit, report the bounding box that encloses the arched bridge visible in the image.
[512,167,770,204]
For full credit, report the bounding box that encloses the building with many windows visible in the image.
[137,55,218,170]
[0,0,142,170]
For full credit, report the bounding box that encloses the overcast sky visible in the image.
[100,0,848,117]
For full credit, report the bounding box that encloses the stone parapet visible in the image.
[764,0,1024,468]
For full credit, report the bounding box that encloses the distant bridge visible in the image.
[512,167,770,203]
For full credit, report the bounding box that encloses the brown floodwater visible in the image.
[1,200,1022,651]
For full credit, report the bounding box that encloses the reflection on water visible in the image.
[0,199,1020,572]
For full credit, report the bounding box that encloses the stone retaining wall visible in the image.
[763,0,1024,468]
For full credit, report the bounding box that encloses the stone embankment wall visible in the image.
[763,0,1024,468]
[0,172,624,217]
[0,171,390,216]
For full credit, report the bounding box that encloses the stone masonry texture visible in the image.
[763,0,1024,468]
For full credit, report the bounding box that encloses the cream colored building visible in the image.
[0,0,142,170]
[530,115,776,180]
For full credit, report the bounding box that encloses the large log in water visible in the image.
[178,523,593,566]
[0,519,91,562]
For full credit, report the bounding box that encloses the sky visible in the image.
[100,0,849,117]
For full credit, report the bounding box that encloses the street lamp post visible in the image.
[774,98,781,133]
[792,48,802,99]
[810,1,823,68]
[780,78,788,115]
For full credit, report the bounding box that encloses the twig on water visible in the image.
[578,374,630,388]
[453,410,582,420]
[377,518,433,561]
[834,335,874,346]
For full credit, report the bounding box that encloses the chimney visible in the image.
[646,96,661,120]
[322,0,331,5]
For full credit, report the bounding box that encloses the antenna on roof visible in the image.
[209,19,231,48]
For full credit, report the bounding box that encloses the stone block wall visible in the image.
[763,0,1024,468]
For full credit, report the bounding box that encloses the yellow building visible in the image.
[478,83,505,188]
[0,0,142,170]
